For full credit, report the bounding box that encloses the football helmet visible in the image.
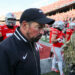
[5,13,16,26]
[53,21,65,30]
[69,22,75,29]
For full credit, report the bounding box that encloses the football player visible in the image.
[0,13,18,41]
[50,21,65,75]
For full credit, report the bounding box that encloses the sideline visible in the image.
[40,57,52,74]
[39,40,51,47]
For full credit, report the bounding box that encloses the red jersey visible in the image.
[50,28,64,47]
[67,23,69,28]
[0,25,18,40]
[66,29,74,41]
[49,27,54,44]
[0,25,3,37]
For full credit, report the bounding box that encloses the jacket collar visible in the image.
[14,27,28,42]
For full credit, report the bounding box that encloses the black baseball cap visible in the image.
[20,8,55,25]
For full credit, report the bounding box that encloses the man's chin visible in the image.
[31,37,41,42]
[33,39,40,42]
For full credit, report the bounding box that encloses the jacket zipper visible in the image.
[30,43,38,75]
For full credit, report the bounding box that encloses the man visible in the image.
[0,8,55,75]
[63,22,75,49]
[64,22,75,74]
[0,13,18,41]
[50,21,65,75]
[69,28,75,75]
[65,22,75,42]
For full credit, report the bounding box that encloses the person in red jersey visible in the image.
[49,27,55,44]
[65,22,75,42]
[50,21,65,75]
[0,13,18,41]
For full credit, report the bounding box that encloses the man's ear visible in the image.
[21,21,28,29]
[22,21,27,26]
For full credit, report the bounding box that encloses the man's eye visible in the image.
[38,26,44,29]
[38,27,42,29]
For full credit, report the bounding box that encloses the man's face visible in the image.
[7,18,16,26]
[26,22,45,42]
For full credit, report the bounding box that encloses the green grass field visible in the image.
[41,36,49,43]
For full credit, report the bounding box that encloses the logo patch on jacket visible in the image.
[22,53,27,60]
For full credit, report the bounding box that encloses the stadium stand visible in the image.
[40,0,75,13]
[0,0,75,24]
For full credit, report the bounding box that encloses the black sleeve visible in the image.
[0,46,11,75]
[0,36,3,42]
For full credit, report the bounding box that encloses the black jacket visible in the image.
[0,27,40,75]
